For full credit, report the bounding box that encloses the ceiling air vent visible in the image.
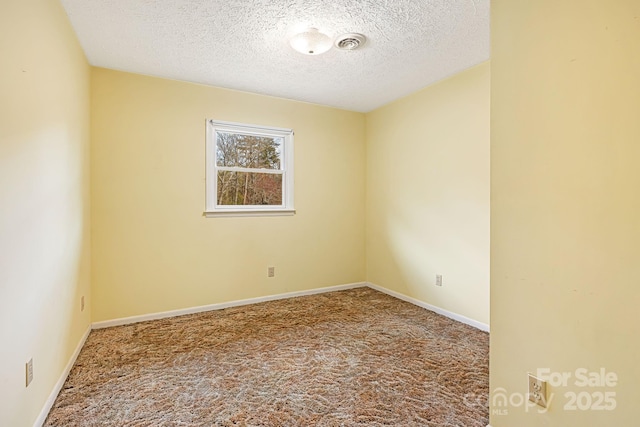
[335,33,366,51]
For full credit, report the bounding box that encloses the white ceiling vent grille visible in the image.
[335,33,366,51]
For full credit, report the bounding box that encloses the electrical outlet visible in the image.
[81,296,85,312]
[435,274,443,286]
[25,359,33,387]
[268,267,275,278]
[528,373,548,408]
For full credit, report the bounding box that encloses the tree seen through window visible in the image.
[216,132,283,205]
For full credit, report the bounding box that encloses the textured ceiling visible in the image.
[60,0,489,112]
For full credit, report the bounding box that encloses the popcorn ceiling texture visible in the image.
[59,0,489,112]
[44,288,489,426]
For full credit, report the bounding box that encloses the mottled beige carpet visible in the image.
[45,288,489,426]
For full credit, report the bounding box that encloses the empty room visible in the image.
[1,0,638,426]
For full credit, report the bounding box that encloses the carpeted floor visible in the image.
[45,287,489,426]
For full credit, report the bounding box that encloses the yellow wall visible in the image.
[491,1,639,425]
[366,63,490,326]
[0,0,91,425]
[90,68,366,322]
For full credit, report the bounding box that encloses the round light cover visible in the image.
[289,28,332,55]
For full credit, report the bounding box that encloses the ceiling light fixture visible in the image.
[289,28,332,55]
[335,33,366,51]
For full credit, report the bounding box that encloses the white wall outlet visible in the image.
[268,266,275,278]
[528,373,548,408]
[81,295,85,311]
[25,358,33,387]
[435,274,443,286]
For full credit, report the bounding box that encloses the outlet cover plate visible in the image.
[26,359,33,387]
[528,373,547,408]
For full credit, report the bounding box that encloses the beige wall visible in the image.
[90,69,366,322]
[365,63,490,326]
[491,1,639,425]
[0,0,91,426]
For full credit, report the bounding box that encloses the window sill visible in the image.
[203,209,296,218]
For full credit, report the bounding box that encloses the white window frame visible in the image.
[204,119,295,217]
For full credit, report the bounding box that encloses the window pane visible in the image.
[216,132,282,170]
[217,171,283,206]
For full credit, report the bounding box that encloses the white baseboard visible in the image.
[33,325,91,427]
[92,281,489,332]
[92,282,367,329]
[366,282,490,332]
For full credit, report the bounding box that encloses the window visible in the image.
[205,120,294,217]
